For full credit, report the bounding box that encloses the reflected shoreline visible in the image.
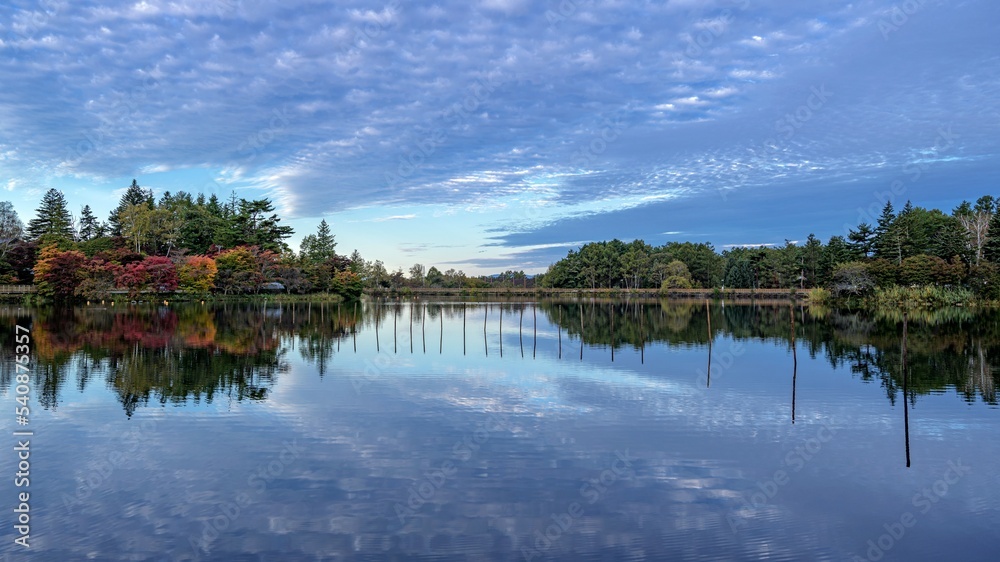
[1,299,996,419]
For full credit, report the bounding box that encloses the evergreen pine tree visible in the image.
[108,179,153,236]
[983,211,1000,263]
[873,201,898,263]
[847,222,876,258]
[78,205,100,241]
[300,219,337,262]
[26,189,75,242]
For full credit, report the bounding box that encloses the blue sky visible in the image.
[1,0,998,274]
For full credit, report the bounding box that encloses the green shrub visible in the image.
[807,287,831,304]
[872,285,974,309]
[660,260,694,293]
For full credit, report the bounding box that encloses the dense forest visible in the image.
[539,196,1000,305]
[1,180,997,303]
[0,180,524,300]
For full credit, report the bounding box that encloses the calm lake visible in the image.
[1,299,998,561]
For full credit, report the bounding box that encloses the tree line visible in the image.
[0,181,364,300]
[0,180,528,300]
[4,181,997,302]
[538,196,1000,302]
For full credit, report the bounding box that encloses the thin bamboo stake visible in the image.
[519,305,524,358]
[640,302,644,365]
[558,305,562,359]
[791,303,797,424]
[903,312,911,468]
[706,300,712,388]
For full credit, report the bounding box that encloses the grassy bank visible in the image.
[869,285,976,308]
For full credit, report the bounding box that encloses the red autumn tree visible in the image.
[33,245,87,300]
[75,258,123,300]
[143,256,178,293]
[116,261,151,298]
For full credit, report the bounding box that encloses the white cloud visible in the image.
[372,214,417,222]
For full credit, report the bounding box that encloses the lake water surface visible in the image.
[1,299,998,561]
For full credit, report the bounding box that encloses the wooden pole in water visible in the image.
[422,303,426,354]
[791,302,797,424]
[463,303,467,356]
[903,311,911,468]
[579,302,584,360]
[484,304,488,357]
[640,303,644,365]
[611,302,615,362]
[375,300,380,353]
[393,305,397,354]
[558,305,562,359]
[439,308,443,354]
[533,304,537,359]
[706,300,712,388]
[499,304,503,357]
[353,301,357,352]
[519,304,524,358]
[410,302,414,354]
[706,299,712,343]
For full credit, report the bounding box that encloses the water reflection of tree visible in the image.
[0,305,315,416]
[291,302,360,376]
[1,301,997,413]
[538,300,999,406]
